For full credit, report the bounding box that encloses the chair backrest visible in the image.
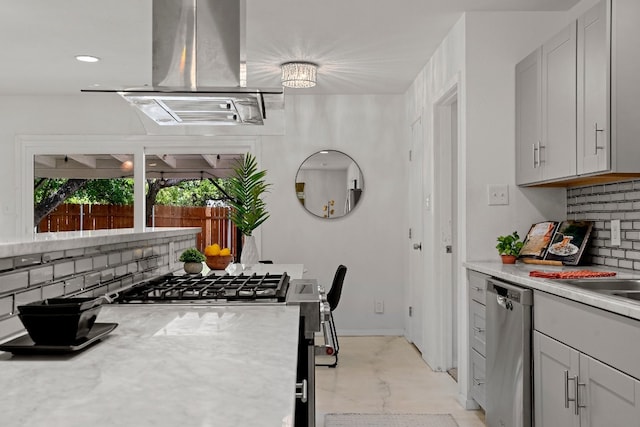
[327,265,347,311]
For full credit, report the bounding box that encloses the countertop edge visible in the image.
[0,227,201,258]
[465,261,640,321]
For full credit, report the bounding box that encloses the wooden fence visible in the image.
[37,204,237,253]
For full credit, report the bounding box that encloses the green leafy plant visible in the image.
[179,248,205,263]
[227,153,271,236]
[496,231,524,256]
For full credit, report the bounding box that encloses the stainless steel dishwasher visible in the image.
[486,278,533,427]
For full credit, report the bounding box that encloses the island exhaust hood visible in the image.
[83,0,283,126]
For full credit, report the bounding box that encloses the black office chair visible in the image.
[317,264,347,368]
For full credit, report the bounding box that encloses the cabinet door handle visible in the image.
[532,143,539,168]
[473,326,485,333]
[594,122,605,154]
[473,377,485,386]
[295,379,308,403]
[538,141,545,164]
[564,371,580,415]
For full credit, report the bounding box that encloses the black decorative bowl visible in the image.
[17,297,104,345]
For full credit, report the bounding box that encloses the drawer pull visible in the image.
[473,377,485,386]
[474,286,484,292]
[473,326,485,333]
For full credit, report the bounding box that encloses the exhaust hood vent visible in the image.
[83,0,283,126]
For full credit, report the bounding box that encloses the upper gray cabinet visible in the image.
[577,0,608,175]
[516,0,640,186]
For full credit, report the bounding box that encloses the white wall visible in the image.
[261,94,407,335]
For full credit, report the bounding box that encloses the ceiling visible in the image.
[1,0,581,97]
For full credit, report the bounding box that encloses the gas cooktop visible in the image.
[113,272,290,304]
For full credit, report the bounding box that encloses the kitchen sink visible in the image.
[557,279,640,292]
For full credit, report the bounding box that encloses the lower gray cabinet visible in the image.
[534,331,640,426]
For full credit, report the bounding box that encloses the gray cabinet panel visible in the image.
[534,331,580,427]
[470,300,486,355]
[580,354,640,427]
[541,21,577,181]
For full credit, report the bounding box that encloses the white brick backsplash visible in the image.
[605,258,619,267]
[54,261,75,278]
[612,249,625,258]
[121,250,133,263]
[65,277,84,294]
[93,255,108,270]
[114,265,127,277]
[127,262,138,274]
[626,251,640,260]
[0,271,28,293]
[84,272,101,287]
[0,294,14,317]
[42,282,65,299]
[75,258,93,273]
[29,265,53,286]
[14,255,41,268]
[15,288,42,306]
[65,248,84,258]
[619,260,634,269]
[42,251,65,262]
[133,248,143,259]
[0,258,13,271]
[0,316,25,341]
[108,252,121,266]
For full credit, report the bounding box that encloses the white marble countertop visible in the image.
[0,227,200,258]
[203,263,306,280]
[465,261,640,320]
[0,304,301,427]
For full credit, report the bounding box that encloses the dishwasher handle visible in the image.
[486,279,533,306]
[496,295,513,310]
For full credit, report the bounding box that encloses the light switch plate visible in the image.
[488,184,509,205]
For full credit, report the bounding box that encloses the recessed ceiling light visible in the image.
[75,55,100,63]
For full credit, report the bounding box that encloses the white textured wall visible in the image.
[261,94,407,335]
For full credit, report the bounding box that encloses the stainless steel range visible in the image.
[107,270,328,427]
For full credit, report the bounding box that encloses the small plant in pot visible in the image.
[179,248,206,274]
[496,231,524,264]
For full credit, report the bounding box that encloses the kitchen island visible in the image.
[0,304,300,427]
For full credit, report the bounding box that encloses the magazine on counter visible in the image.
[518,220,593,265]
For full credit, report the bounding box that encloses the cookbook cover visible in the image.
[543,220,594,265]
[518,221,559,259]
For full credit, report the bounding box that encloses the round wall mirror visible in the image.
[295,150,364,219]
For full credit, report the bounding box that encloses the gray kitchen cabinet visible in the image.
[516,22,577,185]
[534,331,640,427]
[467,270,488,409]
[577,0,608,175]
[534,291,640,426]
[516,0,640,186]
[515,48,542,185]
[540,21,577,182]
[533,331,580,427]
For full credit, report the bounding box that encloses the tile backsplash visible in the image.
[567,179,640,270]
[0,234,196,341]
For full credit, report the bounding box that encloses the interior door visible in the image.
[407,117,424,353]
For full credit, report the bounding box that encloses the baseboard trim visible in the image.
[315,329,405,338]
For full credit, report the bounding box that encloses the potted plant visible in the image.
[496,231,523,264]
[227,153,271,266]
[179,248,206,274]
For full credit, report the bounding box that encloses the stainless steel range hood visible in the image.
[84,0,283,126]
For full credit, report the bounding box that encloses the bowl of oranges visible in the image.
[204,244,233,270]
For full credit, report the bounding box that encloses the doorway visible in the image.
[434,84,459,378]
[407,116,425,354]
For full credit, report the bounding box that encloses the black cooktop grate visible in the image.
[115,272,290,303]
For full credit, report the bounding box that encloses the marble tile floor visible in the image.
[315,336,485,427]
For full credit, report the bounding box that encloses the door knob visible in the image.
[413,243,422,251]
